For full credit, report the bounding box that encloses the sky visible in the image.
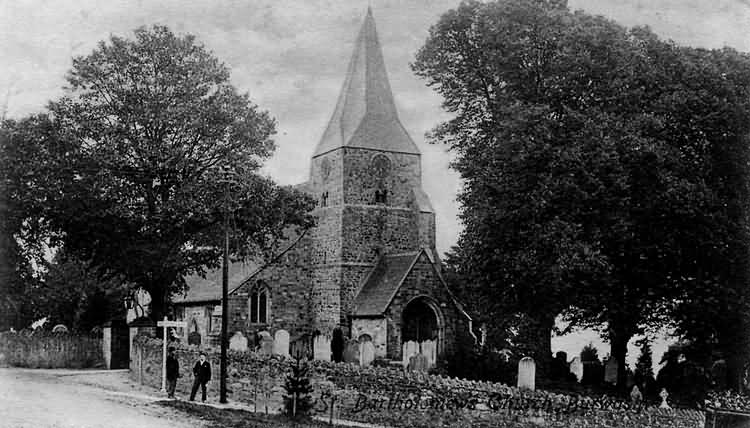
[3,0,750,370]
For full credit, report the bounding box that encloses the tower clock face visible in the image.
[320,159,331,181]
[371,154,391,178]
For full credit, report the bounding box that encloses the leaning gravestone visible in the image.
[604,358,618,385]
[421,340,437,369]
[359,339,375,367]
[313,335,331,361]
[517,357,536,391]
[569,357,584,383]
[402,340,419,368]
[273,329,290,357]
[343,339,360,364]
[229,331,248,351]
[259,332,274,355]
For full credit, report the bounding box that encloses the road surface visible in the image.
[0,368,210,428]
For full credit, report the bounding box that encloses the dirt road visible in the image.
[0,368,209,428]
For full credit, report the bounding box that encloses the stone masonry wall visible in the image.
[229,235,315,341]
[131,336,703,428]
[341,149,421,208]
[384,253,465,360]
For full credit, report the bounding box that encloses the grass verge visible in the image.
[157,399,342,428]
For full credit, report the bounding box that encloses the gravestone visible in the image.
[359,338,375,367]
[517,357,536,390]
[188,331,201,346]
[259,332,274,355]
[630,385,643,405]
[229,331,248,351]
[52,324,68,334]
[569,357,584,383]
[343,339,360,364]
[313,335,331,361]
[420,340,436,369]
[408,353,429,372]
[604,358,618,385]
[402,340,419,368]
[273,329,290,357]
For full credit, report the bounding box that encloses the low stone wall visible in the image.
[0,331,103,368]
[131,336,704,428]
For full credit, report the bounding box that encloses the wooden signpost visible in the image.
[157,316,187,392]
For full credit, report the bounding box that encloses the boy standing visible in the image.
[189,351,211,402]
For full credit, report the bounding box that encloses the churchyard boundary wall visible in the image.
[131,336,704,428]
[0,331,103,368]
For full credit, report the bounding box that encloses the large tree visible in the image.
[414,0,750,387]
[3,26,315,323]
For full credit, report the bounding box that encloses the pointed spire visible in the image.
[313,8,419,157]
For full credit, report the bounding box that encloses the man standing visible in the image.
[166,347,179,398]
[189,351,211,402]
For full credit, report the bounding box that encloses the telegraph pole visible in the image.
[220,180,230,404]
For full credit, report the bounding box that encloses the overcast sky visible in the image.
[2,0,750,256]
[3,0,750,366]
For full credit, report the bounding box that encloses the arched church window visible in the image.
[249,283,270,324]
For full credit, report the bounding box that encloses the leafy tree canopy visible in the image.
[415,0,750,385]
[2,25,316,323]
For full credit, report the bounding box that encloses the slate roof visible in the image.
[173,229,306,304]
[313,8,420,157]
[352,251,421,316]
[175,260,262,303]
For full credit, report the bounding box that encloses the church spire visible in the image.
[313,8,419,157]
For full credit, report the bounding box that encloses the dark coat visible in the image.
[166,355,179,380]
[193,360,211,382]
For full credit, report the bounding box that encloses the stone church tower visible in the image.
[307,8,437,332]
[174,9,474,364]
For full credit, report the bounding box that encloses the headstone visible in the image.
[229,331,248,351]
[402,340,419,368]
[659,388,670,409]
[343,339,360,364]
[569,357,584,383]
[604,358,618,385]
[188,331,201,346]
[313,335,331,361]
[259,333,274,355]
[52,324,68,334]
[359,338,375,367]
[408,353,429,372]
[420,340,436,369]
[630,385,643,405]
[517,357,536,390]
[273,329,290,357]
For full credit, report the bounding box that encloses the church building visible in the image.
[173,9,475,365]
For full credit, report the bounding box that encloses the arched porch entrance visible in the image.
[401,296,443,370]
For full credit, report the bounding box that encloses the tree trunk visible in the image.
[524,315,554,379]
[609,325,633,394]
